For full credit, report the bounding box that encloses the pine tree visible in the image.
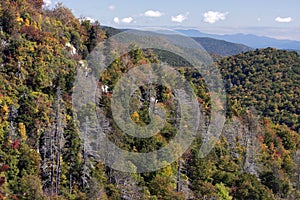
[62,110,83,194]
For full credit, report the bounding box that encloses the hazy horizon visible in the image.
[106,25,300,41]
[47,0,300,41]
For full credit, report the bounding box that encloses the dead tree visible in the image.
[40,86,65,195]
[54,86,65,194]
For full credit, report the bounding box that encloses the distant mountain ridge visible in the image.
[192,37,252,56]
[176,29,300,51]
[102,26,252,56]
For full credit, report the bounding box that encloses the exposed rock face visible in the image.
[222,114,262,177]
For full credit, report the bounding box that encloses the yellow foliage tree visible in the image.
[131,111,140,123]
[1,104,9,120]
[18,123,27,141]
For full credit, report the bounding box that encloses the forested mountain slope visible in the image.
[0,1,300,199]
[102,26,252,56]
[192,37,252,56]
[219,48,300,132]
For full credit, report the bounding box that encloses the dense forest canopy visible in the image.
[219,48,300,132]
[0,0,300,199]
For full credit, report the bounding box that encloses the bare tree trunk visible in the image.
[81,116,90,189]
[176,159,182,192]
[50,125,55,195]
[55,87,61,194]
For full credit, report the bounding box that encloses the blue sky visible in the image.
[45,0,300,40]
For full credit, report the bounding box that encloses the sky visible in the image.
[45,0,300,40]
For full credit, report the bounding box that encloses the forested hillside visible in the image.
[102,26,253,57]
[0,1,300,199]
[219,48,300,132]
[192,37,252,56]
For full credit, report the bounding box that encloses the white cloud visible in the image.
[203,11,228,24]
[113,17,120,24]
[172,14,188,23]
[43,0,52,7]
[121,17,133,24]
[144,10,164,17]
[109,5,115,11]
[114,17,134,24]
[86,17,96,23]
[275,17,292,23]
